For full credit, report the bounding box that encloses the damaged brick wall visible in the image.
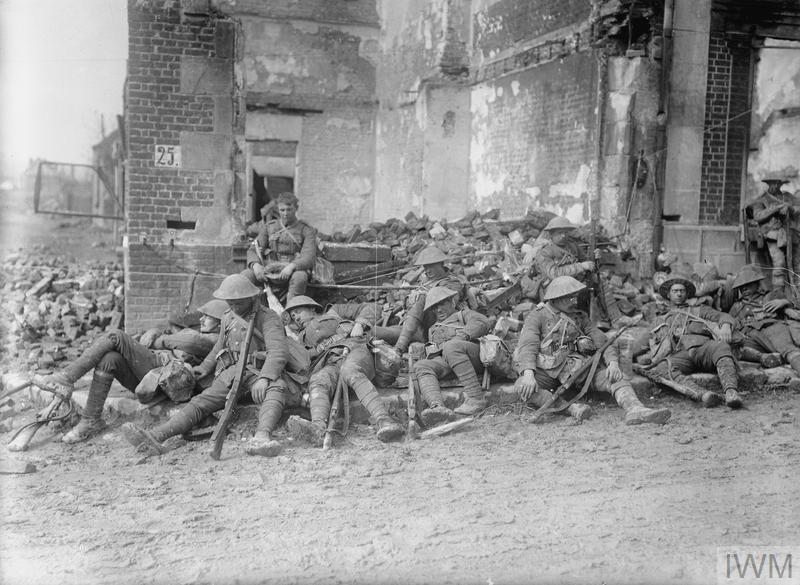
[699,31,750,225]
[126,0,239,331]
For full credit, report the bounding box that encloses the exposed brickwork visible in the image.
[470,54,597,218]
[474,0,591,60]
[699,32,751,225]
[216,0,379,26]
[126,0,236,331]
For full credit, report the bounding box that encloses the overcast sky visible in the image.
[0,0,128,179]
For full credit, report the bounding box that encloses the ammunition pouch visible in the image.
[215,348,266,370]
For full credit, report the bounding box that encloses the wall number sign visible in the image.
[154,145,181,168]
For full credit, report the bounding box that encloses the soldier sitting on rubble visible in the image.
[727,264,800,376]
[243,192,317,301]
[38,299,227,444]
[122,274,294,458]
[382,245,467,355]
[514,276,671,425]
[411,287,494,422]
[632,274,743,409]
[283,295,404,446]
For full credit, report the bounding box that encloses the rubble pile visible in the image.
[0,247,124,374]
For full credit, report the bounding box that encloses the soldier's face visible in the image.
[739,282,759,298]
[227,297,255,317]
[424,262,446,279]
[550,229,573,246]
[668,284,687,305]
[289,307,315,327]
[433,298,456,321]
[552,294,579,313]
[278,203,297,224]
[199,315,220,333]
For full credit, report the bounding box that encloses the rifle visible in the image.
[406,353,420,440]
[323,365,351,450]
[252,240,284,314]
[7,378,74,452]
[209,310,257,460]
[527,320,637,423]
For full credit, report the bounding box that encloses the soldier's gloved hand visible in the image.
[278,263,296,280]
[580,260,596,272]
[349,322,365,338]
[192,365,210,379]
[716,323,732,343]
[139,328,161,348]
[251,377,272,403]
[252,263,266,283]
[764,298,791,314]
[606,361,623,383]
[515,369,537,401]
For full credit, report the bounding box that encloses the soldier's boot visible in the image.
[62,371,113,443]
[611,382,671,426]
[785,351,800,377]
[40,335,117,397]
[287,382,329,447]
[416,374,457,428]
[349,375,402,443]
[739,346,782,369]
[247,391,286,457]
[528,389,593,421]
[121,409,195,456]
[672,374,724,407]
[449,356,487,415]
[716,357,743,409]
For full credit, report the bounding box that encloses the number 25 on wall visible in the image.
[154,145,181,168]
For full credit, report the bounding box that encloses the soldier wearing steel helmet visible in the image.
[411,287,495,422]
[631,273,743,409]
[387,245,468,355]
[283,295,404,446]
[533,216,599,283]
[37,299,226,445]
[727,263,800,376]
[515,276,671,425]
[122,274,293,458]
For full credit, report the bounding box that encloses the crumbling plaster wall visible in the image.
[373,0,472,222]
[234,6,379,234]
[747,40,800,199]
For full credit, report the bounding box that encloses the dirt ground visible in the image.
[1,187,799,585]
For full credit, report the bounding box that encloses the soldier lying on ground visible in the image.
[38,299,227,444]
[283,295,404,446]
[514,276,671,425]
[632,274,743,409]
[411,287,494,423]
[243,192,317,301]
[122,274,294,458]
[727,264,800,375]
[383,245,468,354]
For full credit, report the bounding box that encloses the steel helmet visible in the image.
[212,274,261,300]
[732,264,766,289]
[197,299,228,321]
[284,295,322,312]
[423,287,459,311]
[658,275,696,300]
[543,276,586,301]
[543,216,577,232]
[414,246,448,266]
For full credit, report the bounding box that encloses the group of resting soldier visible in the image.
[35,202,800,458]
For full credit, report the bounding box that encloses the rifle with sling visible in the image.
[209,310,257,460]
[406,352,420,440]
[527,320,638,423]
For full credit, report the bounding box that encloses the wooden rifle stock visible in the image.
[406,353,420,440]
[209,311,257,460]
